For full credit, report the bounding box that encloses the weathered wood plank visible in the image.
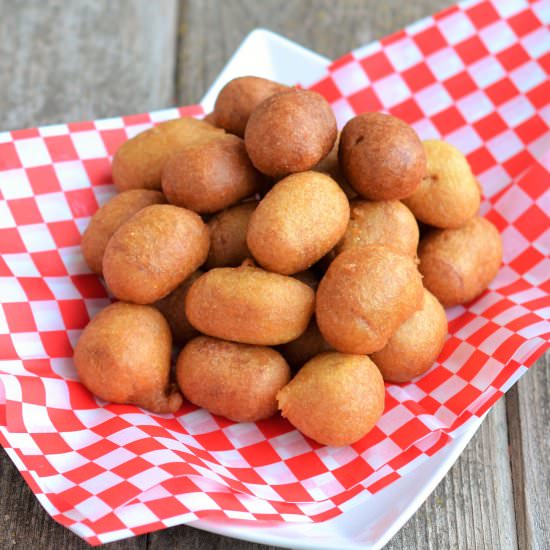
[175,0,449,105]
[147,522,280,550]
[0,1,178,548]
[0,451,148,549]
[387,399,518,550]
[507,353,550,550]
[0,0,179,130]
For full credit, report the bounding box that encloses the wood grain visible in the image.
[387,399,518,550]
[176,0,448,105]
[0,451,148,550]
[507,353,550,550]
[148,522,279,550]
[0,0,178,130]
[0,0,548,549]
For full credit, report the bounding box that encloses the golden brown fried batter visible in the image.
[278,352,385,446]
[206,201,258,269]
[81,189,165,274]
[74,302,182,414]
[247,172,350,274]
[177,336,291,422]
[214,76,289,137]
[371,289,448,382]
[245,89,337,177]
[339,112,425,200]
[162,134,263,214]
[185,265,315,345]
[103,204,209,304]
[277,318,333,370]
[418,216,502,307]
[335,200,419,258]
[403,140,480,228]
[154,271,203,345]
[112,118,224,191]
[316,245,423,354]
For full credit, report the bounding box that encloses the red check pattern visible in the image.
[1,0,549,544]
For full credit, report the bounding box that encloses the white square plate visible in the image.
[190,28,486,550]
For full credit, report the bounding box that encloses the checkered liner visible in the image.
[1,0,549,545]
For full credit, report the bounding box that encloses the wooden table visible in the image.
[0,1,548,548]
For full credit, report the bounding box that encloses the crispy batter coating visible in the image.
[247,172,350,274]
[185,266,315,345]
[112,118,224,191]
[418,216,502,307]
[205,201,258,269]
[335,200,419,257]
[316,245,423,354]
[245,89,337,177]
[74,302,182,413]
[277,318,332,370]
[81,189,166,274]
[153,271,203,345]
[103,204,209,304]
[277,352,385,446]
[202,112,219,127]
[313,132,357,199]
[371,289,448,382]
[177,336,291,422]
[403,140,480,228]
[213,76,289,137]
[162,134,263,214]
[339,112,425,200]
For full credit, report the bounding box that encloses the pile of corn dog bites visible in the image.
[75,76,502,447]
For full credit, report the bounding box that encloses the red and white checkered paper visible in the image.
[1,0,549,544]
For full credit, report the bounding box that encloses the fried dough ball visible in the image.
[403,140,481,228]
[316,245,423,354]
[277,318,333,370]
[371,289,448,382]
[245,89,337,177]
[247,172,350,274]
[418,216,502,307]
[103,204,209,304]
[313,132,357,199]
[153,271,202,345]
[314,131,342,180]
[205,201,257,269]
[202,112,219,127]
[335,200,419,257]
[74,302,182,413]
[161,134,263,214]
[185,266,315,345]
[339,112,426,200]
[81,190,166,275]
[213,76,289,137]
[112,118,224,191]
[176,336,291,422]
[277,352,385,446]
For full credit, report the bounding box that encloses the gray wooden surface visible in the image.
[0,1,548,549]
